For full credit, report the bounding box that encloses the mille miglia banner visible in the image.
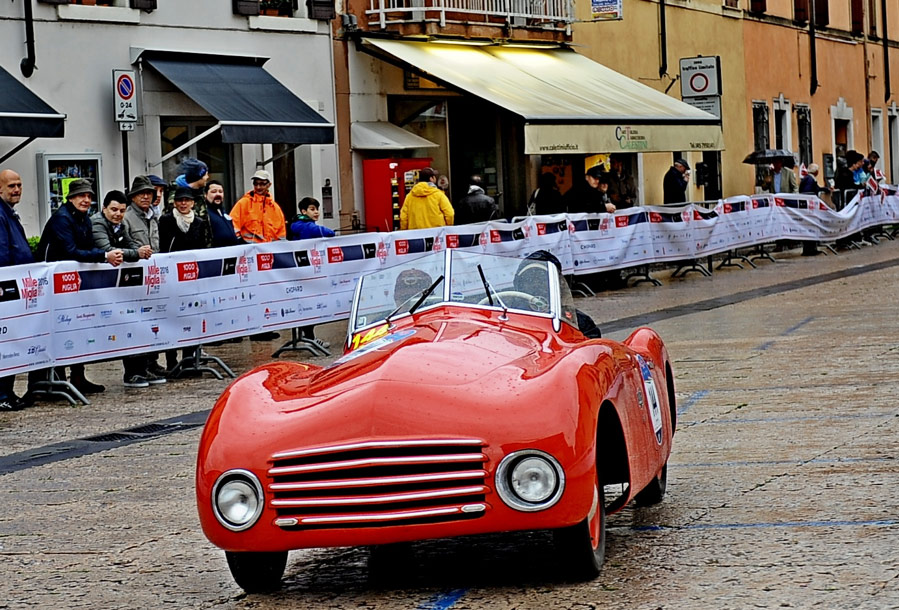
[0,191,894,372]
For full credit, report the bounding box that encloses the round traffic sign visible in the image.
[117,74,135,100]
[689,72,709,94]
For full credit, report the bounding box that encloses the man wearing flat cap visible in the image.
[34,178,123,395]
[663,158,691,204]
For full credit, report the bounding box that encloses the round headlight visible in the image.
[511,456,557,503]
[495,450,565,512]
[212,470,264,531]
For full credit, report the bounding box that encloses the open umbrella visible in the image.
[742,149,796,165]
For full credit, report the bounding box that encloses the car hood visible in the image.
[306,317,560,393]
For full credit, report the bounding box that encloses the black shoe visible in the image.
[250,331,280,341]
[147,362,168,377]
[0,398,24,411]
[71,378,106,394]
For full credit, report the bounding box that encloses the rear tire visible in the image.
[634,463,668,507]
[553,474,606,581]
[225,550,288,593]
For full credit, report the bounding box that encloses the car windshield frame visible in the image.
[348,250,577,337]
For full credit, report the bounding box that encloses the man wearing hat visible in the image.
[35,178,123,395]
[231,169,285,341]
[122,175,169,384]
[663,158,691,204]
[230,169,286,243]
[123,175,160,253]
[562,165,617,214]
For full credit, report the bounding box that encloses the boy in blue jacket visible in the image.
[289,197,335,240]
[288,197,334,350]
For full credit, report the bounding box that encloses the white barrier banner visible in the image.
[0,263,52,376]
[1,191,898,373]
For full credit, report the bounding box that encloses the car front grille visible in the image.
[266,439,490,530]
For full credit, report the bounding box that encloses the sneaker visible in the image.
[309,337,330,350]
[123,375,150,389]
[144,371,167,385]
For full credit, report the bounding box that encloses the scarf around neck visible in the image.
[174,208,195,233]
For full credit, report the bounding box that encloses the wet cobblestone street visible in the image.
[1,242,897,609]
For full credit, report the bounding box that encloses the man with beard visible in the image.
[204,180,242,248]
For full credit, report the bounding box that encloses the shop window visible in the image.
[160,119,234,206]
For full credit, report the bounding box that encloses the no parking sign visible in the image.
[113,69,138,122]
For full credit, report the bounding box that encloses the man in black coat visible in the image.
[454,175,498,225]
[0,170,35,410]
[35,179,123,395]
[562,165,617,214]
[663,159,690,204]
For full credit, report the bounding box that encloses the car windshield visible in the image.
[351,250,579,332]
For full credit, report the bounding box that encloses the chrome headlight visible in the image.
[212,469,264,531]
[495,450,565,512]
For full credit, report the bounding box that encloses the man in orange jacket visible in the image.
[230,169,286,243]
[231,169,285,341]
[399,167,454,230]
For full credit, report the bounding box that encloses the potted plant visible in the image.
[260,0,291,16]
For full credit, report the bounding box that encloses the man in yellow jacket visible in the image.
[231,169,286,243]
[399,167,454,230]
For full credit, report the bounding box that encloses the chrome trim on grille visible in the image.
[269,453,486,476]
[267,438,490,530]
[300,506,465,524]
[270,485,489,507]
[269,469,488,491]
[272,438,485,460]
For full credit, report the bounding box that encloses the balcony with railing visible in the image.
[366,0,575,30]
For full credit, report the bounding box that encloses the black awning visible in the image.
[0,65,65,138]
[143,55,333,145]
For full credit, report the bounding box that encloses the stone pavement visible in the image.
[0,242,897,609]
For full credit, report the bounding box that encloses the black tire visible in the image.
[225,550,288,593]
[634,463,668,507]
[553,475,606,581]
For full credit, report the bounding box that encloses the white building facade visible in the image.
[0,0,339,236]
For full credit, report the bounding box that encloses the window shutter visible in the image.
[306,0,336,19]
[850,0,864,33]
[130,0,157,9]
[233,0,261,15]
[749,0,767,12]
[794,0,809,22]
[814,0,829,27]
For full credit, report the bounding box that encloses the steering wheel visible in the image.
[477,290,549,312]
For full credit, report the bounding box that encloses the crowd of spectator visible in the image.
[0,158,333,410]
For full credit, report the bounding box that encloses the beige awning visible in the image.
[351,121,439,150]
[361,38,723,154]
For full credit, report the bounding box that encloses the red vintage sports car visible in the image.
[196,249,676,592]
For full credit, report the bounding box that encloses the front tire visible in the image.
[553,474,606,581]
[225,550,288,593]
[634,463,668,507]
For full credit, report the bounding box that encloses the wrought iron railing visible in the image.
[366,0,574,29]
